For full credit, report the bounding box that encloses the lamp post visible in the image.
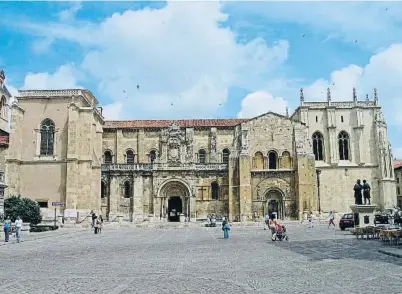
[0,169,7,221]
[316,169,322,215]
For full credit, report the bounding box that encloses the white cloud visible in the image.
[17,2,289,119]
[303,44,402,128]
[237,91,288,118]
[58,1,82,22]
[22,64,81,90]
[31,38,54,54]
[102,102,124,120]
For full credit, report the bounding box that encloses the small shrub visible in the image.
[5,195,42,224]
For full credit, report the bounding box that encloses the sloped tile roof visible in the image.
[104,119,248,129]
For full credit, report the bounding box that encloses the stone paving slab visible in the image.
[0,228,88,246]
[0,224,401,293]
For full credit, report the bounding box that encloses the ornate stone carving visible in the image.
[163,121,186,165]
[210,131,217,153]
[240,126,249,154]
[186,129,194,162]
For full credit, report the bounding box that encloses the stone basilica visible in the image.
[0,70,397,222]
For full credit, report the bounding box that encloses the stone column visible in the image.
[109,174,119,220]
[239,154,252,220]
[133,175,144,220]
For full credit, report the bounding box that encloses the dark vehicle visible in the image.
[339,213,354,230]
[374,214,389,225]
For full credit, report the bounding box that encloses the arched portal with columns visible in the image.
[265,188,285,220]
[157,179,191,222]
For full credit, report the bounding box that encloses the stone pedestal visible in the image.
[350,204,377,227]
[179,213,185,223]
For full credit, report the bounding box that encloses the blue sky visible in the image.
[0,1,401,156]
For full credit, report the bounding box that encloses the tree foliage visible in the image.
[4,195,42,224]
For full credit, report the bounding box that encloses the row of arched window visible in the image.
[312,131,350,161]
[103,148,231,164]
[253,151,292,170]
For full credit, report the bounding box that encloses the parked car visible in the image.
[339,213,355,230]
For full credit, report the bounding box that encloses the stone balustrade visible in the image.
[102,163,228,172]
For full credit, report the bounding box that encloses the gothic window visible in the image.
[149,150,156,163]
[211,182,219,200]
[0,96,5,119]
[104,151,113,164]
[281,151,291,169]
[268,151,278,169]
[222,148,230,164]
[123,181,131,198]
[312,132,324,161]
[338,131,350,160]
[198,149,206,164]
[40,119,55,156]
[254,152,264,169]
[101,181,106,199]
[126,150,135,164]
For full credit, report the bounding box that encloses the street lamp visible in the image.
[316,169,322,215]
[0,169,7,221]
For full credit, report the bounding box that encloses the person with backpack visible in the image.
[3,216,11,242]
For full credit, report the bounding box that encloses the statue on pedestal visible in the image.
[362,179,371,205]
[353,179,363,205]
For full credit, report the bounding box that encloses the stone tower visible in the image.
[0,69,11,171]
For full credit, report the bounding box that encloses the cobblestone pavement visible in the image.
[0,224,401,294]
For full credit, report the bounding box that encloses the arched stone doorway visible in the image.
[157,180,191,222]
[265,189,285,220]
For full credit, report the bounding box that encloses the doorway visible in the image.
[268,199,279,218]
[168,197,182,222]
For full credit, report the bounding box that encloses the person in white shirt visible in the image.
[15,216,23,243]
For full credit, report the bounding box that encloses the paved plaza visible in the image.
[1,224,401,294]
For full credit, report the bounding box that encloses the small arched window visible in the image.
[211,182,219,200]
[123,181,131,198]
[126,150,135,164]
[222,148,230,164]
[254,152,264,169]
[282,151,291,169]
[101,181,106,199]
[198,149,206,164]
[104,151,113,164]
[40,119,55,156]
[268,151,277,169]
[149,150,156,163]
[338,131,350,160]
[312,132,324,161]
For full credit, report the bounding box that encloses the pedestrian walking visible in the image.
[264,213,269,230]
[15,216,23,243]
[307,211,313,228]
[222,221,231,239]
[269,215,278,241]
[3,216,11,242]
[328,211,335,228]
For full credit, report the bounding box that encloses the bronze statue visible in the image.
[362,180,371,205]
[353,179,363,205]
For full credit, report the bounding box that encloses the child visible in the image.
[222,221,231,239]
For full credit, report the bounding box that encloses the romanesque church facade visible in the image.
[0,70,397,221]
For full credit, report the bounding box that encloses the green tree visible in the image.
[4,195,42,224]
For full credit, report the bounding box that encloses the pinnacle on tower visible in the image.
[327,88,331,102]
[285,107,289,117]
[300,88,304,104]
[353,87,357,101]
[374,88,378,104]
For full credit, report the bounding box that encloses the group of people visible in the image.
[91,211,103,234]
[2,216,23,243]
[353,179,371,205]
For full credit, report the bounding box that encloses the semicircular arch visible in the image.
[157,178,191,198]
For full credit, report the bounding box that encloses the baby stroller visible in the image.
[273,224,289,241]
